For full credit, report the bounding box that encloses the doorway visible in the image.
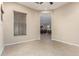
[40,12,52,40]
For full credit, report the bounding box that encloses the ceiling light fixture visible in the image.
[50,2,53,5]
[35,2,53,5]
[0,2,4,21]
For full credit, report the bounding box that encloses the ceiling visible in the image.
[17,2,68,11]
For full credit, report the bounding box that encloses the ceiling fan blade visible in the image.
[35,2,53,5]
[35,2,43,4]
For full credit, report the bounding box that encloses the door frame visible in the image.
[39,11,53,40]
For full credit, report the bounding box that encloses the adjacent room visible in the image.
[40,12,51,41]
[1,2,79,56]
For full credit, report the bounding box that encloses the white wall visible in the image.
[3,2,40,45]
[0,4,3,55]
[53,3,79,45]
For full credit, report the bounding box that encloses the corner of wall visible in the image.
[0,46,4,56]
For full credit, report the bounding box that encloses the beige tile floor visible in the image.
[2,33,79,56]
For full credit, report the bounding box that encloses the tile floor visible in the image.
[2,33,79,56]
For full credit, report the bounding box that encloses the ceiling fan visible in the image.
[35,2,53,5]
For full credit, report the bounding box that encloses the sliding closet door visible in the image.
[14,11,26,36]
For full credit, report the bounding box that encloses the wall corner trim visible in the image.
[5,38,40,46]
[53,39,79,47]
[0,47,4,56]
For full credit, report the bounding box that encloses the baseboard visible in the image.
[53,39,79,47]
[5,38,40,46]
[0,47,4,56]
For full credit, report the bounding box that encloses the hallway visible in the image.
[2,34,79,56]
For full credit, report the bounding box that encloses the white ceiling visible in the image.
[17,2,68,11]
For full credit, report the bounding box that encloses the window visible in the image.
[14,11,26,36]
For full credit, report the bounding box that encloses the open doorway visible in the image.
[40,12,52,40]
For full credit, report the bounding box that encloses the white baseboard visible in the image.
[5,38,40,46]
[53,39,79,47]
[0,47,4,56]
